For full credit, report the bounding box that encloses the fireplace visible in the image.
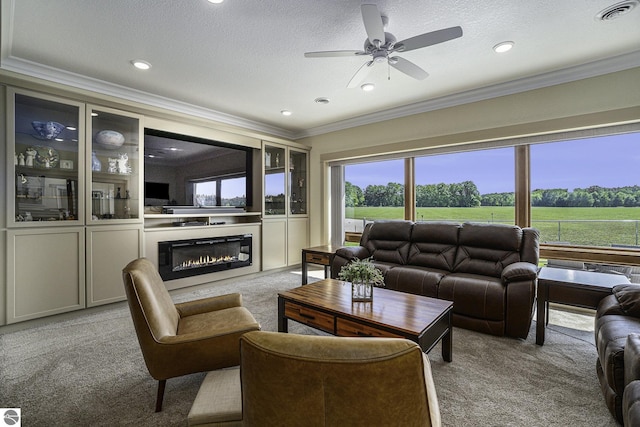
[158,234,252,281]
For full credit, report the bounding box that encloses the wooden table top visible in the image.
[302,245,345,254]
[278,279,452,336]
[538,266,631,291]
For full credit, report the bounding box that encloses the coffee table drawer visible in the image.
[284,302,334,333]
[305,252,331,265]
[336,318,403,338]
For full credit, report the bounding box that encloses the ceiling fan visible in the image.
[304,4,463,88]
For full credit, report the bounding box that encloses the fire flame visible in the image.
[174,255,236,271]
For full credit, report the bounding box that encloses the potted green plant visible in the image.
[338,257,385,302]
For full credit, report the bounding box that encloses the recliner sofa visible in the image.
[595,284,640,423]
[332,220,540,339]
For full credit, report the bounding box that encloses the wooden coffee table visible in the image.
[278,278,453,362]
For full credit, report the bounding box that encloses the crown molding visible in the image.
[293,50,640,139]
[0,55,298,140]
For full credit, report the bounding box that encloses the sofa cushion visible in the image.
[453,222,523,278]
[613,284,640,317]
[407,222,460,271]
[385,266,448,298]
[438,273,505,321]
[364,220,413,265]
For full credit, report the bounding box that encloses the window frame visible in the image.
[329,123,640,266]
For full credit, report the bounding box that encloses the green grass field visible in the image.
[345,206,640,247]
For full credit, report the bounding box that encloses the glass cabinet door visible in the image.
[264,145,286,215]
[87,106,142,222]
[9,90,84,226]
[289,149,307,215]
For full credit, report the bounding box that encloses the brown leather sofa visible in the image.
[624,334,640,426]
[595,284,640,423]
[331,220,540,339]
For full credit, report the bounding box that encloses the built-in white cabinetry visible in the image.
[262,141,309,269]
[5,89,143,323]
[262,218,288,270]
[6,228,85,323]
[86,225,143,307]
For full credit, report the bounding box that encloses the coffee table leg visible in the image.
[442,328,452,362]
[278,297,288,333]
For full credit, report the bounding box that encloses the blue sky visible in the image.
[345,133,639,194]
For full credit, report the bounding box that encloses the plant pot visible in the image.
[351,281,373,302]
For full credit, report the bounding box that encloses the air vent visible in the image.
[596,1,638,20]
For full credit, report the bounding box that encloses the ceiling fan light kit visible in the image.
[305,4,463,88]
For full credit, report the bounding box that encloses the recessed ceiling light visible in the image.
[131,60,152,70]
[281,110,292,116]
[493,41,514,53]
[314,97,330,104]
[361,83,375,91]
[208,0,224,3]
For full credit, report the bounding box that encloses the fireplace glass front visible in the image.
[158,234,252,280]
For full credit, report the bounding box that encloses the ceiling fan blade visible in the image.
[304,50,366,58]
[347,61,374,88]
[389,57,428,80]
[395,26,463,53]
[361,4,385,45]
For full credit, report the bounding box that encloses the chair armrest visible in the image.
[176,293,243,318]
[502,262,538,284]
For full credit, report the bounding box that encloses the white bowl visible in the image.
[95,130,125,149]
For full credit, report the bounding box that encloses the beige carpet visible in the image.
[0,268,618,426]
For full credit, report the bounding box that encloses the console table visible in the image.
[536,266,631,345]
[301,245,344,285]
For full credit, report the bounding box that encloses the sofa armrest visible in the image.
[176,293,243,318]
[501,262,538,284]
[613,284,640,318]
[331,246,372,279]
[335,246,371,260]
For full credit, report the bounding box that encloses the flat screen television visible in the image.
[144,181,170,200]
[144,129,253,208]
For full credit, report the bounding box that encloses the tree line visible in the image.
[345,181,640,208]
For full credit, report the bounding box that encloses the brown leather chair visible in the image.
[239,331,441,426]
[122,258,260,412]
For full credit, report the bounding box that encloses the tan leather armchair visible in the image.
[239,331,441,426]
[122,258,260,412]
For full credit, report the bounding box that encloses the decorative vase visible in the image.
[91,152,102,172]
[351,281,373,302]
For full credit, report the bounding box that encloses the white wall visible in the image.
[300,67,640,246]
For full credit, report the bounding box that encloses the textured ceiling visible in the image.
[2,0,639,139]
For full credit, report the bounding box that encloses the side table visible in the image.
[301,245,344,285]
[536,266,631,345]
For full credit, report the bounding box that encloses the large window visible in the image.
[414,148,514,223]
[334,127,640,265]
[344,159,404,233]
[530,133,640,248]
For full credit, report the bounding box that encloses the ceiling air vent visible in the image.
[596,0,638,20]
